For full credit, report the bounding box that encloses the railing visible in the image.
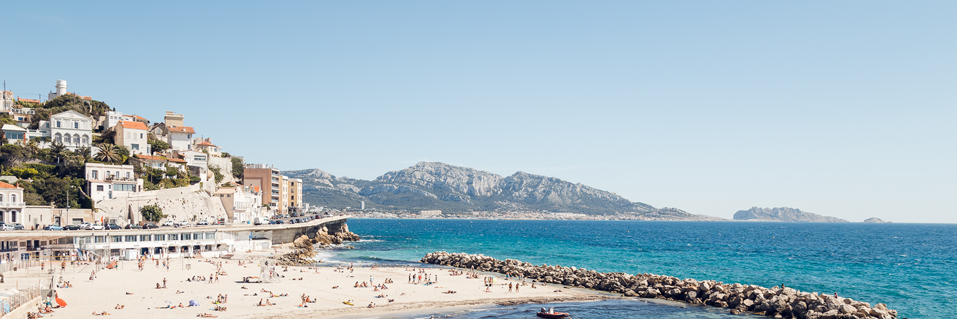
[0,202,24,208]
[0,283,42,317]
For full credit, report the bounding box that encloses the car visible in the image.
[43,225,63,231]
[162,221,175,227]
[124,224,142,229]
[79,222,93,230]
[12,223,24,230]
[0,223,13,231]
[64,225,81,231]
[197,220,209,226]
[90,224,105,230]
[143,223,159,229]
[106,223,121,230]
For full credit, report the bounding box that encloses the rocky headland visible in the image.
[733,207,848,223]
[278,223,360,265]
[421,252,899,319]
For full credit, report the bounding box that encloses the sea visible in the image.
[321,219,956,319]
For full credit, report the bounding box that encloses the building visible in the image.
[103,111,135,130]
[164,111,184,127]
[1,91,13,111]
[133,154,169,170]
[0,182,25,225]
[287,178,303,213]
[215,185,264,224]
[49,110,93,152]
[193,138,221,157]
[243,164,282,213]
[115,121,151,155]
[1,124,26,144]
[179,150,208,180]
[168,126,195,151]
[84,163,142,202]
[47,80,68,101]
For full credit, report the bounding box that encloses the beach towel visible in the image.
[189,300,200,307]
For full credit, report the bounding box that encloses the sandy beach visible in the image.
[3,246,605,319]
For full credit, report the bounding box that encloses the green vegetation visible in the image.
[230,157,243,179]
[210,164,224,184]
[147,135,169,154]
[26,94,112,130]
[140,204,164,223]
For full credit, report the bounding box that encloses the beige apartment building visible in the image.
[287,177,302,213]
[243,164,282,212]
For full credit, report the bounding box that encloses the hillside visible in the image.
[733,207,848,223]
[285,162,717,220]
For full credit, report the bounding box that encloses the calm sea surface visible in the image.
[326,219,956,319]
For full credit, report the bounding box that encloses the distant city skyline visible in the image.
[4,1,954,222]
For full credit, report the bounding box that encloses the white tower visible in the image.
[56,80,67,96]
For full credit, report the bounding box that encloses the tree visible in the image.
[140,204,165,223]
[147,138,169,154]
[231,157,244,179]
[94,143,121,163]
[210,164,224,184]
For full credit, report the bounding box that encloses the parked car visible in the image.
[12,223,24,230]
[162,221,175,227]
[197,220,209,226]
[43,225,63,231]
[0,223,13,231]
[90,224,105,230]
[124,224,143,229]
[64,225,81,231]
[143,223,159,229]
[106,223,121,230]
[79,222,93,230]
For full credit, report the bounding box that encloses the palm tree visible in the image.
[95,143,121,163]
[26,139,40,155]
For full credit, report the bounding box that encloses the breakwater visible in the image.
[421,252,899,319]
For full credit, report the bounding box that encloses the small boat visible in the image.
[536,311,569,318]
[342,301,354,306]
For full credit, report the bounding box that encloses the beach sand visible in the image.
[4,247,603,318]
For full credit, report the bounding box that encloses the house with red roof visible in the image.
[116,120,151,155]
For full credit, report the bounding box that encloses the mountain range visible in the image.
[284,162,717,220]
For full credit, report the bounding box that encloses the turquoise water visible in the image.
[333,219,957,318]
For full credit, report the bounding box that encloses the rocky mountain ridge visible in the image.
[733,207,848,223]
[285,162,718,220]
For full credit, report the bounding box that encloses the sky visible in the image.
[3,1,955,222]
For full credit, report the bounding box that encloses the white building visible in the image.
[168,126,195,151]
[47,80,68,101]
[104,111,135,131]
[215,185,263,224]
[115,121,151,155]
[179,150,208,181]
[84,163,142,202]
[193,138,222,157]
[50,110,93,152]
[0,182,25,225]
[1,124,26,144]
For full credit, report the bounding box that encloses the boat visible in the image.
[536,310,569,318]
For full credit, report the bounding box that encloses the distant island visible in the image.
[733,207,848,223]
[863,217,890,223]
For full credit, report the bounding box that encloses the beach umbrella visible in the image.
[189,300,200,307]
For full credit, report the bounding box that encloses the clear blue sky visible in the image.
[4,1,955,222]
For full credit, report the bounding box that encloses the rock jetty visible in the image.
[278,224,360,265]
[421,252,898,319]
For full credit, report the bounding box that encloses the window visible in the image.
[205,232,215,239]
[10,195,15,202]
[125,235,137,242]
[112,236,122,243]
[140,133,143,139]
[132,144,139,150]
[74,122,78,129]
[96,185,104,191]
[139,235,150,242]
[92,170,98,180]
[126,172,131,179]
[182,233,191,240]
[153,234,165,241]
[169,234,179,240]
[94,236,105,243]
[56,121,61,128]
[64,135,71,144]
[194,233,203,240]
[82,135,89,145]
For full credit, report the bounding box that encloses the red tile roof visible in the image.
[119,121,148,130]
[167,158,187,163]
[197,141,217,147]
[0,181,21,189]
[168,126,195,134]
[17,97,40,103]
[133,115,148,121]
[135,154,167,161]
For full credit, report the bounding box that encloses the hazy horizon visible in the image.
[4,1,954,222]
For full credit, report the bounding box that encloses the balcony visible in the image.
[0,202,25,208]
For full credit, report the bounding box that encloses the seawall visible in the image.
[421,252,899,319]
